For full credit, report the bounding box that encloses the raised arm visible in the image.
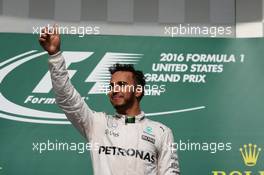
[38,25,95,140]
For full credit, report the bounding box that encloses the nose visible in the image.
[112,91,119,96]
[108,85,120,97]
[112,84,121,93]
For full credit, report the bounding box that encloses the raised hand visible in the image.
[38,25,60,55]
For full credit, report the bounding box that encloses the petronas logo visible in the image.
[240,143,261,167]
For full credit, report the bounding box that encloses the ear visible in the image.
[135,85,143,98]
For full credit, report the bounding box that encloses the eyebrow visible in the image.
[109,81,129,86]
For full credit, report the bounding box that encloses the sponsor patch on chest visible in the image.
[141,135,155,144]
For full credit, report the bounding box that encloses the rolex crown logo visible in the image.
[239,143,261,166]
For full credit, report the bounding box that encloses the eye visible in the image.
[108,83,114,89]
[117,81,127,87]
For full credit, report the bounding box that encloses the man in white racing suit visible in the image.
[39,26,180,175]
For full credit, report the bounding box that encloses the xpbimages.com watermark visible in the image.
[164,24,233,37]
[32,140,100,154]
[32,24,100,37]
[99,82,166,95]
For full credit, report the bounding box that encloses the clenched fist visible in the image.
[38,25,60,55]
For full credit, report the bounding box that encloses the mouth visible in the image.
[111,94,124,100]
[112,96,123,100]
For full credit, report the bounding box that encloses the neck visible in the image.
[116,102,141,116]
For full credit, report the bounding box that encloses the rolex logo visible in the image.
[239,143,261,166]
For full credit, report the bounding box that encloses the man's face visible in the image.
[108,71,137,109]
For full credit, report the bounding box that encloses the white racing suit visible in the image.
[48,52,180,175]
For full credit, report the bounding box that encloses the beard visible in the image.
[110,94,135,111]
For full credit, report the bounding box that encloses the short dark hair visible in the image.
[109,63,146,100]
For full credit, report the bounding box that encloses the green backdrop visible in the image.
[0,33,263,175]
